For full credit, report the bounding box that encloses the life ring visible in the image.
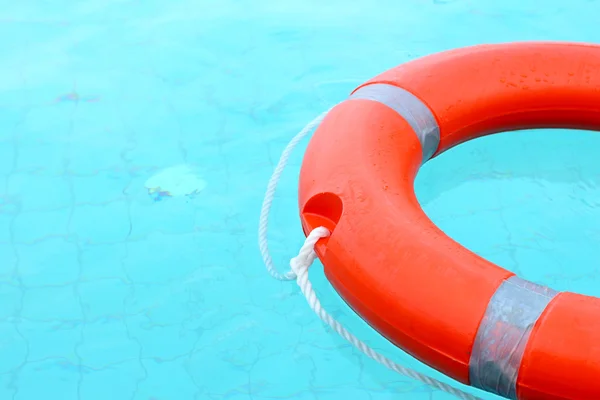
[298,42,600,400]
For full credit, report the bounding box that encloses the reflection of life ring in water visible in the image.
[298,42,600,400]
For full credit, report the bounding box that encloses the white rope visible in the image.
[258,107,333,281]
[258,109,483,400]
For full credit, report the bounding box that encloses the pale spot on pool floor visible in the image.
[144,165,207,199]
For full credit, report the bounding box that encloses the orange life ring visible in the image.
[298,42,600,400]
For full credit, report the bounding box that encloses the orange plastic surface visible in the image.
[298,42,600,399]
[517,292,600,399]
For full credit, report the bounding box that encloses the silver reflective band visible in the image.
[348,83,440,162]
[469,276,558,399]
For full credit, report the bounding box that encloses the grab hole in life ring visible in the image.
[301,192,343,244]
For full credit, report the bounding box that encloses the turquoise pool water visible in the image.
[1,1,600,399]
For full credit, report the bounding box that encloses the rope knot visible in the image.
[290,227,330,278]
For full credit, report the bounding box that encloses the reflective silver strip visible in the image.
[469,276,558,399]
[348,83,440,162]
